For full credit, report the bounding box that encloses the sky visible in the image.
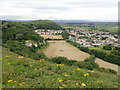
[0,0,119,21]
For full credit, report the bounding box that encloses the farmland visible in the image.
[44,40,119,71]
[44,40,90,61]
[41,35,63,39]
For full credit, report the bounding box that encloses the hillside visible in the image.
[2,20,119,89]
[2,20,47,60]
[21,20,64,30]
[2,47,118,88]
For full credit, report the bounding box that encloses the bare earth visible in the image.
[41,35,63,39]
[44,40,119,71]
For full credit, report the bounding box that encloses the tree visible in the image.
[103,45,112,50]
[61,31,70,39]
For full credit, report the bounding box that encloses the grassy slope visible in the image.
[0,46,2,89]
[2,47,118,88]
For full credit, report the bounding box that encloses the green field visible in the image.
[89,46,111,54]
[89,45,116,54]
[62,24,118,34]
[2,47,118,88]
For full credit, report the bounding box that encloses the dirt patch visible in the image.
[95,58,118,71]
[44,40,119,71]
[44,40,90,62]
[41,35,63,39]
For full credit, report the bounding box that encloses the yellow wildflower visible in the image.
[19,83,22,86]
[57,64,60,66]
[81,83,86,87]
[7,63,11,65]
[76,83,79,86]
[76,68,81,71]
[18,56,24,59]
[57,78,63,82]
[22,82,25,84]
[33,62,35,63]
[59,87,63,88]
[84,73,89,77]
[6,56,11,58]
[58,79,63,82]
[8,80,13,83]
[64,74,69,77]
[40,59,45,63]
[14,81,16,83]
[29,65,33,67]
[57,64,64,66]
[91,71,94,73]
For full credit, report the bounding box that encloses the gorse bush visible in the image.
[75,55,99,70]
[48,57,77,66]
[48,55,116,73]
[48,55,99,70]
[75,61,94,70]
[84,55,95,62]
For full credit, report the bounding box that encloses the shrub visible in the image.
[97,67,105,72]
[31,53,46,60]
[75,61,94,70]
[90,62,99,69]
[103,45,112,50]
[84,62,94,70]
[84,55,96,62]
[48,57,77,66]
[49,57,68,64]
[107,69,117,74]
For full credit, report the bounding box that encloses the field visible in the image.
[41,35,63,39]
[44,40,90,61]
[44,41,119,71]
[2,47,118,88]
[106,26,118,33]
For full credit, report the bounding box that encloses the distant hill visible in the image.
[2,20,64,30]
[53,20,88,24]
[53,20,117,25]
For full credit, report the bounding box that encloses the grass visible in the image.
[89,45,112,54]
[2,47,118,88]
[105,26,118,33]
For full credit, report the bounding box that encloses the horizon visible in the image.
[1,19,118,22]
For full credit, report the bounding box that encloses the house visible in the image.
[25,41,32,47]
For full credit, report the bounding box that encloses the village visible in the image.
[34,28,120,48]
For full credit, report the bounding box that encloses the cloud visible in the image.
[0,0,119,21]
